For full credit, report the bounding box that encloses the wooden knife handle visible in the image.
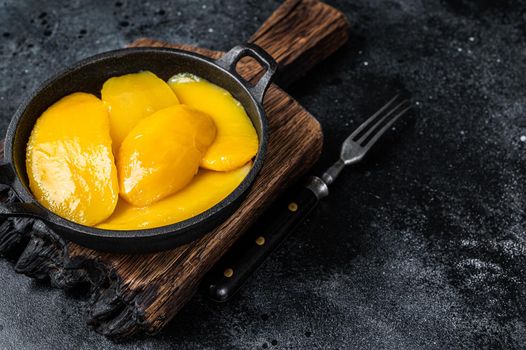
[205,185,318,302]
[243,0,350,86]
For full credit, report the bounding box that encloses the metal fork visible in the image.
[205,95,412,302]
[316,94,412,193]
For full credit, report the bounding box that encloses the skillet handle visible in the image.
[0,202,45,218]
[0,162,15,187]
[0,162,46,219]
[215,43,278,104]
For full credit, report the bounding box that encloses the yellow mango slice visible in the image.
[101,71,179,154]
[97,162,251,230]
[117,105,216,207]
[26,92,119,226]
[168,73,258,171]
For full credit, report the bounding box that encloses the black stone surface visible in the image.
[1,0,525,348]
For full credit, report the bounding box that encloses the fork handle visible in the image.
[204,184,320,302]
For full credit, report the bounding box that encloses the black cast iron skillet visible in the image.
[0,43,277,254]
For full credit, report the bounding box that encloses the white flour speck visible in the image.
[520,135,526,142]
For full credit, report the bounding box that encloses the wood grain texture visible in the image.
[133,0,350,86]
[0,0,349,340]
[248,0,350,85]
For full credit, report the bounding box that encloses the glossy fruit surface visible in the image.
[169,74,258,171]
[117,105,216,207]
[102,71,179,154]
[98,162,251,230]
[26,92,119,226]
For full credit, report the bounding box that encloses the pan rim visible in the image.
[4,46,268,242]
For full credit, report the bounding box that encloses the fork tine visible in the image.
[361,102,411,151]
[349,94,400,139]
[355,99,410,144]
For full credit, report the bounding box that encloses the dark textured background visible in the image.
[1,0,526,349]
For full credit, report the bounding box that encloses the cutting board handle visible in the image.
[243,0,350,86]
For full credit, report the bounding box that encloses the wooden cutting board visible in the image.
[0,0,349,340]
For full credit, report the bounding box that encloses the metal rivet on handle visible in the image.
[288,202,298,212]
[255,236,265,246]
[223,268,234,278]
